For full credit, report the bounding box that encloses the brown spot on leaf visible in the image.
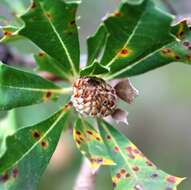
[126,173,130,178]
[76,131,81,135]
[107,135,111,140]
[0,173,9,183]
[44,12,52,20]
[151,173,158,178]
[132,166,139,172]
[3,31,12,37]
[38,52,45,57]
[32,130,41,139]
[43,91,53,102]
[146,160,153,167]
[161,48,171,54]
[70,20,76,26]
[40,140,49,149]
[46,91,52,99]
[116,173,121,179]
[31,1,36,9]
[86,130,93,135]
[112,182,116,188]
[114,146,119,153]
[175,55,180,60]
[12,168,19,178]
[166,176,176,184]
[118,48,129,58]
[113,11,122,17]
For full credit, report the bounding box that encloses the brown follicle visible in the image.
[71,77,117,117]
[40,140,49,149]
[32,130,41,139]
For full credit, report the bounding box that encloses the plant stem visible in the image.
[74,158,97,190]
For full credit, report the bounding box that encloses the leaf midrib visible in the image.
[106,36,176,79]
[0,84,72,94]
[105,4,147,67]
[39,2,78,76]
[102,124,139,180]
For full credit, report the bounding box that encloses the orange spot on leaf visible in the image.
[3,31,12,37]
[118,48,129,58]
[113,11,123,17]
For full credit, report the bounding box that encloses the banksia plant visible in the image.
[0,0,190,189]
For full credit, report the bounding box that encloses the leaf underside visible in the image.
[0,109,69,190]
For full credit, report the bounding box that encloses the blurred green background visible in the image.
[0,0,191,189]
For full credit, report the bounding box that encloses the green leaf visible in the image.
[97,0,191,79]
[34,51,72,80]
[87,24,108,65]
[0,63,68,110]
[18,0,80,76]
[73,118,115,171]
[98,120,185,190]
[80,60,110,76]
[0,108,69,190]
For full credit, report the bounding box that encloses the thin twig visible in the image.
[74,158,97,190]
